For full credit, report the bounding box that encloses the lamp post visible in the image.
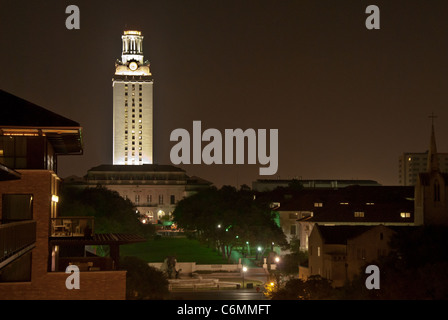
[242,266,247,288]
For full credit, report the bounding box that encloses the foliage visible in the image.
[277,251,308,275]
[344,225,448,299]
[268,276,334,300]
[172,185,288,262]
[120,256,169,300]
[58,185,155,237]
[268,226,448,300]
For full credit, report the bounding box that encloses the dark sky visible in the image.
[1,0,448,187]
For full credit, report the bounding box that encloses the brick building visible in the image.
[0,90,144,299]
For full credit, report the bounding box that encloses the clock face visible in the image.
[129,62,138,71]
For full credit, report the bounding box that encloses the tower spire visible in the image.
[427,112,439,172]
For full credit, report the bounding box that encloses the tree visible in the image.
[120,256,169,300]
[173,186,288,262]
[268,276,334,300]
[58,185,155,237]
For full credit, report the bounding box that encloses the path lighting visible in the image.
[257,246,262,252]
[275,257,280,263]
[217,224,221,228]
[242,266,248,288]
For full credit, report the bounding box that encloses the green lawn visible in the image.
[120,237,230,264]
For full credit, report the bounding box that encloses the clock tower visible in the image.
[112,30,154,165]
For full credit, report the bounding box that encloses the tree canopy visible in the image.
[172,185,288,262]
[58,185,154,237]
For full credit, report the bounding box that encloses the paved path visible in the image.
[169,288,268,300]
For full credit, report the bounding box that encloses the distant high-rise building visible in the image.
[112,30,153,165]
[398,152,448,186]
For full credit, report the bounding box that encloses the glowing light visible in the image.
[124,30,141,36]
[51,195,59,203]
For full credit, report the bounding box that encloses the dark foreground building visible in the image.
[0,90,144,299]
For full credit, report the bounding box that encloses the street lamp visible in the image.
[242,266,248,288]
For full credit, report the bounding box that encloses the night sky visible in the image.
[1,0,448,187]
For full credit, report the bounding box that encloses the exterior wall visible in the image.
[103,183,186,223]
[113,80,154,165]
[149,262,239,274]
[346,225,395,282]
[297,221,314,251]
[321,244,346,286]
[0,271,126,300]
[278,211,299,244]
[415,172,448,226]
[308,228,324,276]
[0,170,127,300]
[308,225,395,287]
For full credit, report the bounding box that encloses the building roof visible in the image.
[0,89,80,127]
[87,164,186,173]
[186,175,213,186]
[315,225,374,244]
[253,178,381,191]
[49,233,146,246]
[0,163,21,181]
[276,185,415,223]
[0,89,83,154]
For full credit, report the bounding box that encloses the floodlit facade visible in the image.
[113,30,154,165]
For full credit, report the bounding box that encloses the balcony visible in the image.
[0,220,36,265]
[50,217,94,237]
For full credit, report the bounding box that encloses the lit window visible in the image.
[400,212,411,218]
[340,202,349,205]
[354,211,365,218]
[314,202,323,207]
[366,202,375,205]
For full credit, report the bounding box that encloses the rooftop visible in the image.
[0,89,83,155]
[87,164,186,173]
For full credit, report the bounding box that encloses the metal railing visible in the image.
[0,220,36,263]
[50,217,94,237]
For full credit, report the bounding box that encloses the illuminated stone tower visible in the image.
[112,30,153,165]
